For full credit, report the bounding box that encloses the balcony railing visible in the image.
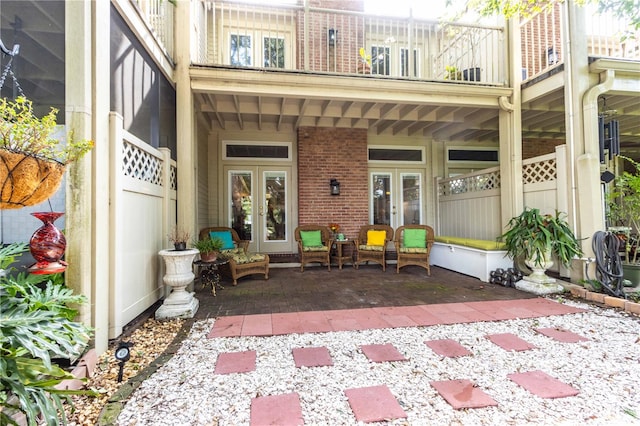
[133,0,175,58]
[520,2,639,82]
[192,0,506,85]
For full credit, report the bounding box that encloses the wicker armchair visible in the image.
[198,227,269,285]
[394,225,435,275]
[294,225,333,271]
[354,224,394,271]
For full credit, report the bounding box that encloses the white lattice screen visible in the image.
[438,170,501,196]
[122,141,163,185]
[522,158,556,184]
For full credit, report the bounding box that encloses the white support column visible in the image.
[65,0,94,328]
[498,18,523,228]
[175,0,197,237]
[91,0,111,354]
[563,1,596,281]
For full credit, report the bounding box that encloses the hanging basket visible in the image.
[0,149,66,210]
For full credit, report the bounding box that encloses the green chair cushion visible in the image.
[210,231,235,250]
[300,230,323,248]
[399,247,429,254]
[403,228,426,248]
[303,245,329,252]
[434,236,506,251]
[358,244,384,251]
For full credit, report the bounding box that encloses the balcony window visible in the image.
[371,46,390,75]
[400,48,419,77]
[230,34,252,66]
[263,37,285,68]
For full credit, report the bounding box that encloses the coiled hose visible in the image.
[590,231,625,298]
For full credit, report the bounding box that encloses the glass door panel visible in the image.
[230,171,253,240]
[401,173,422,225]
[372,173,392,225]
[264,171,286,241]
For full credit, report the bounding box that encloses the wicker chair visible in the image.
[294,225,333,271]
[198,227,269,286]
[394,225,435,275]
[354,224,394,271]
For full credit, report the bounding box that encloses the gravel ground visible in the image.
[65,318,185,425]
[113,299,640,426]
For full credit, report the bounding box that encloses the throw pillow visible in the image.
[366,229,387,246]
[403,228,426,248]
[300,230,323,247]
[210,231,235,250]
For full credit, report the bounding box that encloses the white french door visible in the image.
[225,166,292,253]
[370,169,424,229]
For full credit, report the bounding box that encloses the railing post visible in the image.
[303,0,310,71]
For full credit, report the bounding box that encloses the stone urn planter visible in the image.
[156,248,199,319]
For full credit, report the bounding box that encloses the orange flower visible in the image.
[329,223,340,232]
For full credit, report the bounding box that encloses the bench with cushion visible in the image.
[198,227,269,286]
[430,236,512,282]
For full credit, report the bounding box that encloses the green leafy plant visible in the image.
[193,236,224,254]
[500,207,583,269]
[444,65,462,80]
[0,96,93,165]
[607,156,640,265]
[0,243,93,426]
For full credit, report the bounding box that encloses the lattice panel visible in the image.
[523,158,556,184]
[122,141,163,186]
[439,171,501,196]
[170,165,177,190]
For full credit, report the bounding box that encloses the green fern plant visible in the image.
[0,243,93,426]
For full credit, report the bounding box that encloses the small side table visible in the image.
[332,239,355,270]
[194,257,229,296]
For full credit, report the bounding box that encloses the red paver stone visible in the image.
[425,339,472,357]
[208,316,244,338]
[292,346,333,367]
[360,343,407,362]
[250,392,303,426]
[241,314,273,336]
[214,350,257,375]
[430,379,498,409]
[272,312,306,335]
[508,370,580,398]
[486,333,536,351]
[535,327,589,343]
[344,385,407,423]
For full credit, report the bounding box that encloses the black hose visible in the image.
[591,231,625,298]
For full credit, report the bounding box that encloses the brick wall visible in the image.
[297,127,368,239]
[520,2,562,78]
[295,0,366,73]
[523,139,565,159]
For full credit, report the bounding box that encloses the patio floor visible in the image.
[193,263,539,319]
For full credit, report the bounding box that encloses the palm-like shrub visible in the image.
[0,243,92,426]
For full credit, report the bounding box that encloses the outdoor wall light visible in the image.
[330,179,340,195]
[547,47,558,65]
[328,28,337,47]
[115,341,133,382]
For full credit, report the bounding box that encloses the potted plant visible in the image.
[0,96,93,209]
[357,47,371,74]
[444,65,462,80]
[193,235,224,262]
[500,208,583,284]
[607,156,640,285]
[167,226,191,251]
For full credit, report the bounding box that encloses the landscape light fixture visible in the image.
[115,341,133,382]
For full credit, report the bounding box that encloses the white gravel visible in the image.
[117,299,640,425]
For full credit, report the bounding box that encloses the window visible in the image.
[263,37,285,68]
[400,48,419,77]
[230,34,252,66]
[368,146,425,164]
[371,46,390,76]
[223,141,292,161]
